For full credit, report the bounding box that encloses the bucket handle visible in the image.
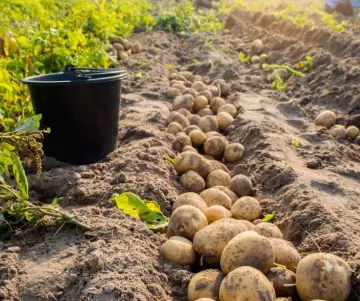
[64,64,127,80]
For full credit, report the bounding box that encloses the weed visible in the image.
[296,56,314,73]
[239,52,251,64]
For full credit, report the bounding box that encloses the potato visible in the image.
[183,88,198,98]
[205,131,222,139]
[122,38,131,50]
[269,238,301,272]
[183,145,198,153]
[195,299,215,301]
[188,269,224,301]
[254,222,283,239]
[119,52,128,61]
[177,108,192,117]
[204,136,227,159]
[251,39,264,55]
[168,87,181,97]
[238,219,255,230]
[208,85,220,98]
[218,104,237,117]
[184,125,200,135]
[189,130,207,146]
[160,236,196,265]
[276,299,292,301]
[174,151,212,178]
[204,205,232,224]
[212,79,230,97]
[331,125,347,140]
[170,80,184,86]
[213,186,238,203]
[230,174,253,197]
[269,69,289,81]
[346,125,359,138]
[167,205,208,240]
[189,74,203,83]
[314,110,336,129]
[200,188,232,209]
[210,97,226,114]
[169,72,178,80]
[220,231,275,274]
[180,71,193,80]
[172,94,194,111]
[217,112,234,130]
[267,267,296,298]
[188,114,201,126]
[197,108,214,117]
[193,218,247,264]
[167,122,183,135]
[180,170,205,192]
[198,90,213,102]
[199,116,219,133]
[219,266,276,301]
[113,43,125,52]
[194,95,209,112]
[173,192,207,212]
[206,170,231,188]
[192,81,206,92]
[253,219,264,225]
[223,143,244,162]
[172,134,192,152]
[251,55,260,64]
[130,42,142,54]
[296,253,352,301]
[260,54,268,63]
[231,196,261,221]
[167,111,190,128]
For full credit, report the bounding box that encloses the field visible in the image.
[1,0,360,300]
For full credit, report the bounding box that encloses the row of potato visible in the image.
[161,70,353,301]
[107,36,142,61]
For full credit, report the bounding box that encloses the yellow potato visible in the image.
[204,136,227,159]
[208,159,230,174]
[180,170,206,193]
[296,253,352,301]
[177,108,192,117]
[169,72,178,80]
[193,218,247,264]
[346,125,359,138]
[173,192,207,212]
[218,104,237,117]
[212,79,230,97]
[197,108,214,117]
[184,125,201,135]
[210,97,226,114]
[198,90,213,102]
[253,219,263,225]
[180,71,193,80]
[267,267,296,298]
[238,219,255,230]
[260,53,268,63]
[254,222,283,239]
[200,188,232,209]
[194,95,209,112]
[172,134,192,152]
[206,170,231,188]
[160,236,196,265]
[119,52,128,61]
[189,130,207,146]
[205,131,222,139]
[170,80,184,86]
[269,238,301,272]
[231,196,261,221]
[188,114,201,126]
[219,266,276,301]
[230,174,253,197]
[314,110,336,129]
[174,151,212,178]
[188,269,224,301]
[166,122,183,135]
[167,205,208,240]
[172,94,194,111]
[182,145,198,153]
[189,74,203,83]
[213,186,238,203]
[251,39,264,55]
[204,205,232,224]
[220,231,275,274]
[208,85,220,98]
[199,116,219,133]
[172,84,187,93]
[183,88,198,98]
[192,81,206,92]
[223,143,245,162]
[251,55,260,64]
[167,111,190,128]
[331,125,347,139]
[130,41,142,53]
[167,87,181,97]
[217,112,234,130]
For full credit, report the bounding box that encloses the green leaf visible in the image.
[166,157,174,165]
[15,114,42,132]
[51,198,58,206]
[274,262,287,269]
[293,140,301,147]
[165,64,174,69]
[135,72,143,79]
[10,152,28,199]
[263,211,276,222]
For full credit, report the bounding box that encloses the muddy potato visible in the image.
[296,253,352,301]
[204,205,232,224]
[177,108,192,118]
[269,238,301,272]
[174,151,212,178]
[218,104,237,117]
[119,52,128,61]
[199,116,219,133]
[230,174,253,197]
[314,110,336,129]
[167,111,190,128]
[210,97,226,114]
[267,267,296,298]
[188,114,201,126]
[180,170,206,192]
[194,95,209,112]
[197,108,214,117]
[180,71,193,80]
[251,39,264,55]
[172,134,192,152]
[170,80,184,86]
[169,72,178,80]
[251,55,260,64]
[183,88,198,98]
[269,68,289,81]
[167,122,183,135]
[204,136,227,159]
[220,230,275,274]
[167,87,181,97]
[212,79,230,97]
[253,219,264,225]
[189,130,207,146]
[260,53,268,63]
[199,90,213,102]
[213,186,238,203]
[190,74,203,83]
[231,196,261,221]
[193,218,247,264]
[346,125,359,138]
[217,112,234,130]
[188,269,224,301]
[331,125,347,140]
[238,220,255,230]
[184,125,200,135]
[173,192,207,212]
[200,188,232,209]
[208,161,230,176]
[254,222,283,239]
[195,299,216,301]
[183,145,198,153]
[167,205,208,240]
[172,94,194,111]
[208,85,220,98]
[130,42,142,54]
[192,81,206,92]
[220,266,276,301]
[122,38,131,50]
[205,131,222,139]
[160,236,196,265]
[206,170,231,188]
[223,143,245,162]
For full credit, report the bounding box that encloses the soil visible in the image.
[1,8,360,301]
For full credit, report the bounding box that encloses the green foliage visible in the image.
[238,52,251,64]
[166,157,175,165]
[272,74,289,93]
[263,211,276,222]
[320,12,349,32]
[296,56,314,73]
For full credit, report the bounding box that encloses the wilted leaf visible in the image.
[166,157,174,165]
[263,211,276,222]
[10,152,28,199]
[15,114,42,131]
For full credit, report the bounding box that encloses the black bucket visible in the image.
[22,65,127,165]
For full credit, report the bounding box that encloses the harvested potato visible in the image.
[183,88,198,98]
[217,112,234,130]
[192,81,206,92]
[206,170,231,188]
[172,94,194,111]
[314,110,336,128]
[267,267,296,298]
[220,230,275,274]
[208,85,220,98]
[174,151,212,178]
[251,39,264,55]
[269,69,289,81]
[210,97,226,114]
[199,116,219,133]
[177,75,187,82]
[173,192,207,212]
[184,125,201,135]
[167,122,183,135]
[200,188,232,209]
[177,108,192,117]
[189,74,203,83]
[204,205,232,224]
[251,55,260,64]
[197,108,214,117]
[170,80,184,86]
[113,43,125,52]
[180,170,206,192]
[331,125,347,139]
[231,196,261,221]
[180,71,193,80]
[212,79,230,97]
[189,130,207,146]
[172,134,192,152]
[167,205,208,240]
[346,125,359,138]
[182,145,198,153]
[254,222,283,239]
[130,42,142,54]
[194,95,209,112]
[218,104,237,117]
[119,52,128,61]
[188,114,201,126]
[195,299,215,301]
[193,218,247,264]
[122,38,131,50]
[219,266,276,301]
[188,269,224,301]
[169,72,178,80]
[269,238,301,272]
[160,236,196,265]
[238,220,255,230]
[198,90,213,102]
[204,136,227,159]
[223,143,244,162]
[205,131,222,139]
[260,53,268,63]
[296,253,352,301]
[167,111,190,128]
[230,174,253,197]
[185,81,193,88]
[253,219,264,225]
[276,299,292,301]
[213,186,238,203]
[168,87,181,97]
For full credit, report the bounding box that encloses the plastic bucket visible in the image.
[22,65,127,165]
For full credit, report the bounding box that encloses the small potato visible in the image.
[204,205,232,224]
[223,143,244,162]
[208,161,230,175]
[193,218,247,264]
[269,238,301,272]
[184,125,201,135]
[206,170,231,188]
[197,108,214,117]
[230,174,253,197]
[183,88,198,98]
[314,110,336,129]
[205,131,222,139]
[188,269,224,301]
[269,68,289,81]
[173,192,207,212]
[238,220,255,230]
[183,145,198,153]
[253,219,264,225]
[251,55,260,64]
[220,231,275,274]
[194,95,209,112]
[119,52,128,61]
[160,236,196,265]
[260,53,268,63]
[167,111,190,128]
[213,186,238,203]
[296,253,352,301]
[254,222,283,239]
[346,125,359,138]
[251,39,264,55]
[217,112,234,130]
[200,188,232,209]
[219,266,276,301]
[199,116,219,133]
[210,97,226,114]
[130,42,142,54]
[169,72,178,80]
[204,136,227,159]
[174,151,212,178]
[218,104,237,117]
[170,80,184,86]
[172,135,192,152]
[113,43,125,52]
[167,205,208,240]
[231,196,261,221]
[331,125,347,140]
[188,114,201,126]
[198,90,213,102]
[180,71,193,80]
[172,94,194,111]
[192,81,206,92]
[167,122,183,135]
[177,108,192,117]
[212,79,230,97]
[122,38,131,50]
[189,74,203,83]
[180,170,206,192]
[208,85,220,98]
[167,87,181,97]
[267,267,296,298]
[189,130,207,146]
